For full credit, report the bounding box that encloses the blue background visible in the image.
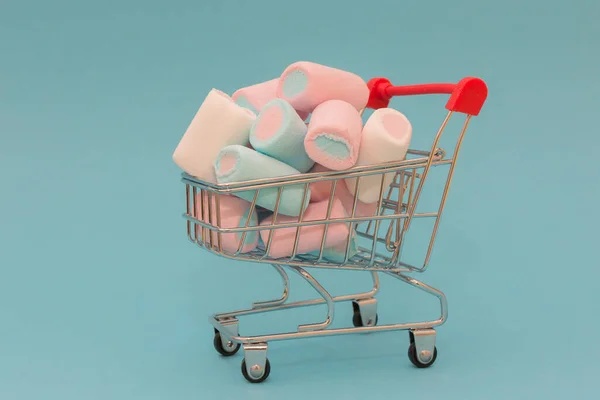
[1,0,598,398]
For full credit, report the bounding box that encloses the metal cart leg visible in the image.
[251,265,290,309]
[241,343,270,383]
[287,266,334,332]
[351,297,378,327]
[408,328,437,368]
[212,317,241,357]
[384,270,447,368]
[211,268,381,383]
[212,269,379,322]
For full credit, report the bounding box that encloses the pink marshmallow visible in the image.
[299,111,310,121]
[304,100,363,170]
[309,164,377,217]
[260,198,350,258]
[308,163,377,220]
[276,61,369,113]
[232,78,309,120]
[335,178,378,220]
[194,193,259,253]
[307,163,335,203]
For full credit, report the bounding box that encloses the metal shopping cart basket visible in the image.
[179,76,488,383]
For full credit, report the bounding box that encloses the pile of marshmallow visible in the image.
[173,61,412,262]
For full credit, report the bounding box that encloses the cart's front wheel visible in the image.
[213,330,240,357]
[241,358,271,383]
[407,342,437,368]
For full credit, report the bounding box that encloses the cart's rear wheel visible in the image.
[213,330,240,357]
[407,342,437,368]
[352,310,379,327]
[241,358,271,383]
[351,300,378,327]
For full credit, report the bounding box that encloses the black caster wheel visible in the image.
[352,311,378,327]
[241,358,271,383]
[407,342,438,368]
[351,302,378,327]
[213,329,240,357]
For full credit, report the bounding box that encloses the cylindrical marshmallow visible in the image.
[250,99,314,173]
[304,100,363,170]
[195,193,259,253]
[260,198,349,258]
[276,61,369,113]
[345,108,412,203]
[308,163,377,221]
[232,78,309,120]
[335,177,378,220]
[172,89,255,183]
[309,229,359,262]
[214,145,311,217]
[307,163,336,203]
[232,79,278,114]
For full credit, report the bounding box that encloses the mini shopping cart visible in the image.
[179,76,488,383]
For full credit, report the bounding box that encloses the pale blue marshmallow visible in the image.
[314,135,351,159]
[214,145,311,217]
[250,98,314,173]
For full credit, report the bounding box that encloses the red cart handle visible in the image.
[366,76,488,116]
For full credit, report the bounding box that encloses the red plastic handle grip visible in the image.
[366,76,488,116]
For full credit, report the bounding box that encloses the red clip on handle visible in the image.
[366,76,488,116]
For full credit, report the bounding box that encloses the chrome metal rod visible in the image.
[210,272,446,345]
[182,211,440,233]
[215,192,223,252]
[197,188,206,245]
[422,115,473,270]
[251,265,290,309]
[383,270,448,324]
[368,175,388,266]
[185,184,192,241]
[404,111,453,230]
[206,191,215,248]
[181,157,451,192]
[262,186,284,259]
[287,266,334,332]
[210,318,445,345]
[213,270,380,320]
[209,318,444,344]
[205,246,420,272]
[289,183,310,260]
[233,190,259,256]
[315,180,338,262]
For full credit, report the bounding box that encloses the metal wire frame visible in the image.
[208,266,447,345]
[183,111,471,274]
